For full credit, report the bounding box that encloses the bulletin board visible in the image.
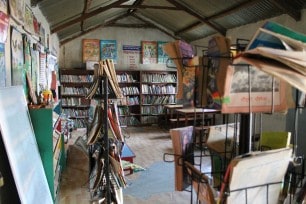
[0,86,53,204]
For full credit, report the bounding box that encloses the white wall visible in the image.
[59,27,174,69]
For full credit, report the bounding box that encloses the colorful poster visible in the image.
[11,28,24,88]
[142,41,157,64]
[9,0,25,25]
[122,45,140,69]
[31,48,39,95]
[0,43,5,87]
[82,39,100,63]
[157,41,169,64]
[24,5,34,34]
[0,11,8,43]
[39,53,47,90]
[100,40,117,63]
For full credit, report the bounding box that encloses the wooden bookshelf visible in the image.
[59,68,94,128]
[116,69,177,126]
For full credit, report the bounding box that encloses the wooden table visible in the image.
[175,108,221,127]
[164,104,183,128]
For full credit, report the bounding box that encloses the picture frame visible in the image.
[141,41,157,64]
[82,39,100,63]
[221,64,289,113]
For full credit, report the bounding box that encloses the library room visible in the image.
[1,1,306,204]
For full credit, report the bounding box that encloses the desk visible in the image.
[175,108,221,127]
[164,104,183,128]
[121,144,136,174]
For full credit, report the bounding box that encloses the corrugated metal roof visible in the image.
[34,0,306,45]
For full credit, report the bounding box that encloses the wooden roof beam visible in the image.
[175,0,262,35]
[270,0,301,21]
[51,0,129,34]
[166,0,226,36]
[131,13,180,40]
[81,0,92,31]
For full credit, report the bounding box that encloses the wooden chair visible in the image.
[184,161,217,204]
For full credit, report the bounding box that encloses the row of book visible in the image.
[61,87,89,95]
[119,116,141,126]
[119,96,140,106]
[142,95,176,105]
[117,73,138,83]
[141,73,177,83]
[118,106,130,116]
[120,86,140,95]
[61,75,93,83]
[62,108,89,118]
[141,84,176,94]
[70,118,87,128]
[61,98,91,106]
[141,105,164,115]
[141,116,158,124]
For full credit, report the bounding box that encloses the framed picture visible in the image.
[82,39,100,63]
[142,41,157,64]
[221,64,289,113]
[100,40,117,63]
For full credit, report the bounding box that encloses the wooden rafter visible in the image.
[51,0,129,34]
[270,0,301,21]
[61,12,133,45]
[115,5,181,10]
[175,0,262,35]
[131,13,180,40]
[166,0,226,36]
[81,0,92,31]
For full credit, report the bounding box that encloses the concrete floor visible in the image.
[58,126,197,204]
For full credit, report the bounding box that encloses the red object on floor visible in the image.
[121,143,136,174]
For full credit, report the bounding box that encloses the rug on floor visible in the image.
[123,161,174,199]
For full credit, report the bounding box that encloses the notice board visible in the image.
[0,86,53,204]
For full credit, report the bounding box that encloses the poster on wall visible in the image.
[33,15,40,36]
[0,11,8,43]
[11,28,25,88]
[9,0,25,25]
[157,41,170,64]
[39,53,47,90]
[0,43,5,87]
[0,0,7,14]
[122,45,140,69]
[39,25,45,47]
[23,35,31,74]
[24,5,34,34]
[100,40,117,63]
[31,48,39,95]
[82,39,100,63]
[142,41,157,64]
